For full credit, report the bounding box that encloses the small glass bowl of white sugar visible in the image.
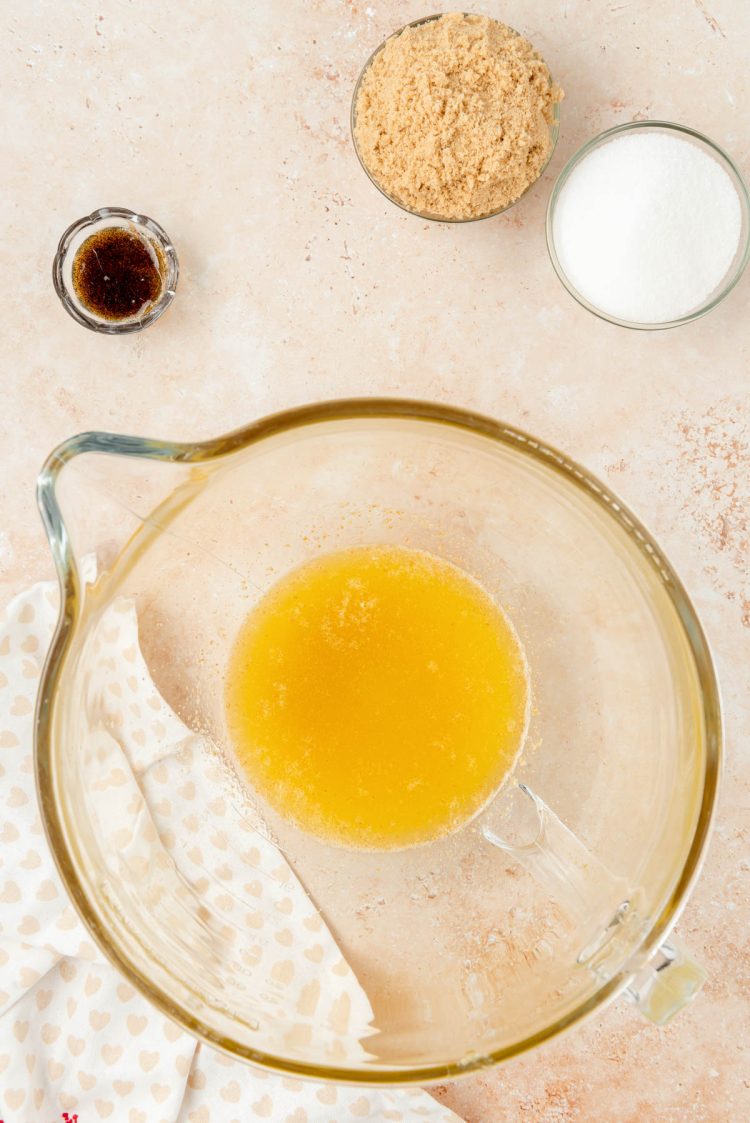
[546,121,750,329]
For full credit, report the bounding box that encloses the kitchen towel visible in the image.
[0,579,462,1123]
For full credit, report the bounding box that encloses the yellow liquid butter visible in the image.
[225,546,528,849]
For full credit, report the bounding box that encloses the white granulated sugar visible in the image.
[552,132,742,323]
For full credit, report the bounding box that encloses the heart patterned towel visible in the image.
[0,579,461,1123]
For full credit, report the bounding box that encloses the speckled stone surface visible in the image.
[1,2,748,1119]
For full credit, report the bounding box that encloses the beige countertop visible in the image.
[1,2,748,1119]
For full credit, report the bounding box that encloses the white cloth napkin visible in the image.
[0,580,462,1123]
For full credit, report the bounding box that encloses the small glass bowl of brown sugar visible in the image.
[53,207,179,334]
[351,12,562,223]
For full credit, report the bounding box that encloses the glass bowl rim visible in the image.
[52,205,179,335]
[350,13,561,224]
[35,398,722,1083]
[545,119,750,330]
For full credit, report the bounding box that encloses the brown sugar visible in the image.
[353,13,563,220]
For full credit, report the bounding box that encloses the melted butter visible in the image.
[225,546,528,849]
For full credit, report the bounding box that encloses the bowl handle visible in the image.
[483,782,705,1024]
[622,939,706,1025]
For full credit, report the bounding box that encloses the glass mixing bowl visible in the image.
[36,400,719,1082]
[351,14,560,223]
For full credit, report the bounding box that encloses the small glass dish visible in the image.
[546,121,750,330]
[53,206,179,334]
[350,13,560,223]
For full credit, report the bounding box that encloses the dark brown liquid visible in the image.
[71,227,163,320]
